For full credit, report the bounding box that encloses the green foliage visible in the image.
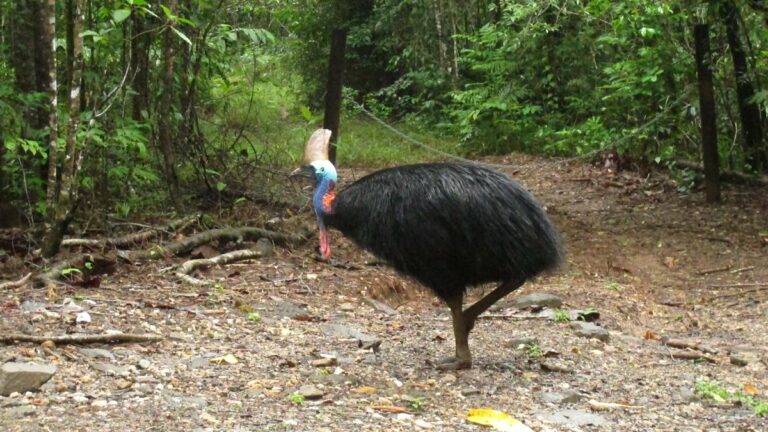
[552,309,571,322]
[287,393,305,405]
[522,342,544,357]
[695,379,768,417]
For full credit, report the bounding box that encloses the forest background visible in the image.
[1,0,767,255]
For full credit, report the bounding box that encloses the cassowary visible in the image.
[292,129,563,370]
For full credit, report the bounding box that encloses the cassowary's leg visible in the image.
[463,277,526,325]
[436,295,472,370]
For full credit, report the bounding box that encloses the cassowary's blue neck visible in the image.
[312,177,336,222]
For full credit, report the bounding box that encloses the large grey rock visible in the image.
[362,297,398,316]
[542,391,583,404]
[570,321,610,342]
[511,293,563,309]
[539,409,610,427]
[320,323,378,343]
[0,362,57,396]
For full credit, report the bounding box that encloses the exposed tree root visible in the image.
[0,333,162,344]
[135,226,308,260]
[0,272,33,290]
[176,248,267,285]
[62,215,199,250]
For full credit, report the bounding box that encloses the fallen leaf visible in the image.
[371,405,408,413]
[210,354,239,365]
[200,412,219,424]
[466,408,534,432]
[353,386,377,395]
[744,383,759,395]
[643,331,659,340]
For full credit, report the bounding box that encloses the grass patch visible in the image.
[552,309,571,322]
[695,379,768,417]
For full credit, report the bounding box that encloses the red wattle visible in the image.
[319,229,331,259]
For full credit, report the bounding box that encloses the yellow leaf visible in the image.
[466,408,534,432]
[353,386,377,395]
[744,383,759,395]
[210,354,239,365]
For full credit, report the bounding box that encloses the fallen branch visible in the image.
[135,226,308,260]
[0,333,162,345]
[0,272,33,290]
[62,215,199,250]
[698,265,730,275]
[588,400,642,411]
[673,160,768,186]
[660,337,717,354]
[176,249,265,285]
[667,350,717,363]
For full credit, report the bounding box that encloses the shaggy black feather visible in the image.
[325,163,563,301]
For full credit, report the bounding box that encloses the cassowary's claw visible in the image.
[435,356,472,370]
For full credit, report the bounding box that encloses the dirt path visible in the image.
[1,155,767,431]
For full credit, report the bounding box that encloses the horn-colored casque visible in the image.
[303,128,332,163]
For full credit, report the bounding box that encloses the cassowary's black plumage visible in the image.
[325,163,563,301]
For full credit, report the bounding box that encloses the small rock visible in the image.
[574,309,600,322]
[461,387,481,396]
[729,352,760,367]
[0,362,57,396]
[320,323,379,343]
[189,357,209,369]
[570,321,610,342]
[542,391,582,404]
[91,399,109,408]
[255,238,274,257]
[91,363,130,376]
[509,337,538,348]
[297,384,324,400]
[20,301,48,313]
[115,379,133,390]
[511,293,563,309]
[539,409,610,427]
[339,302,356,312]
[75,311,92,323]
[272,301,308,319]
[362,297,398,315]
[311,357,337,367]
[414,419,433,429]
[540,362,575,374]
[7,405,37,417]
[137,359,151,370]
[79,348,115,361]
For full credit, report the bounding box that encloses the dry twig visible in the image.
[0,272,32,290]
[0,333,162,345]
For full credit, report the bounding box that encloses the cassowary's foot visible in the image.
[435,356,472,370]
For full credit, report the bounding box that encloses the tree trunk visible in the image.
[693,24,721,203]
[131,12,150,121]
[42,0,58,212]
[432,0,448,75]
[720,0,766,171]
[157,0,183,211]
[41,0,85,258]
[323,29,347,165]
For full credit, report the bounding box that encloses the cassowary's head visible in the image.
[291,129,336,259]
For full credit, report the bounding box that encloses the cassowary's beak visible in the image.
[290,165,314,179]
